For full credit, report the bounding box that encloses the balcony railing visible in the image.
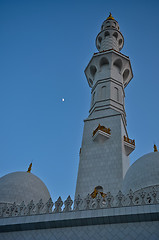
[93,124,111,137]
[124,136,135,146]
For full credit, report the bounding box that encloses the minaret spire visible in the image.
[96,13,124,52]
[106,12,115,20]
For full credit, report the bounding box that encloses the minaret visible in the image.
[75,13,135,198]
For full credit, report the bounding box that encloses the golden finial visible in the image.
[106,12,115,20]
[90,186,107,199]
[154,144,158,152]
[27,162,32,173]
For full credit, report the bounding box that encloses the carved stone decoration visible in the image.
[5,206,10,217]
[140,189,146,205]
[19,201,26,216]
[2,204,7,217]
[12,204,20,217]
[54,197,63,213]
[63,196,73,212]
[84,194,92,210]
[95,192,103,209]
[45,198,53,213]
[0,207,2,217]
[36,199,44,214]
[74,194,82,211]
[116,190,124,207]
[152,187,158,204]
[133,192,142,205]
[128,189,134,206]
[153,187,159,204]
[9,202,16,217]
[106,192,114,208]
[26,200,35,215]
[156,193,159,204]
[144,192,154,205]
[0,186,159,219]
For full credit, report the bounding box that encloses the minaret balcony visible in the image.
[92,124,111,142]
[85,50,133,89]
[124,136,135,155]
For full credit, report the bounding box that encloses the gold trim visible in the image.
[106,12,115,20]
[91,187,106,199]
[27,163,32,173]
[154,144,158,152]
[93,124,111,136]
[124,135,135,146]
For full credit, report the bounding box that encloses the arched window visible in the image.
[113,32,118,40]
[106,21,110,27]
[123,69,129,82]
[119,39,122,46]
[90,65,97,78]
[100,57,109,68]
[113,59,122,73]
[104,31,110,38]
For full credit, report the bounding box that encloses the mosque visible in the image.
[0,13,159,239]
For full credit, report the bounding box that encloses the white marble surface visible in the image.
[0,172,51,205]
[122,152,159,193]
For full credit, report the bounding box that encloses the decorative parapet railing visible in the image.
[124,135,135,155]
[0,186,159,218]
[93,124,111,137]
[124,135,135,146]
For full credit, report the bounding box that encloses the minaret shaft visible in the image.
[75,14,134,199]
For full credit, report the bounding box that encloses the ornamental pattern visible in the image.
[0,186,159,218]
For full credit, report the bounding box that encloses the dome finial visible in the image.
[27,162,32,173]
[154,144,158,152]
[106,12,115,20]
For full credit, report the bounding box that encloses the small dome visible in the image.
[0,171,51,205]
[122,152,159,194]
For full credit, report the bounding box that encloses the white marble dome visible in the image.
[122,152,159,194]
[0,171,51,205]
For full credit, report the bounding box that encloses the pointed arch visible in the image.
[113,32,118,40]
[90,65,97,78]
[98,36,102,44]
[100,57,109,68]
[113,58,122,72]
[106,21,110,27]
[123,69,129,82]
[104,31,110,38]
[119,39,123,46]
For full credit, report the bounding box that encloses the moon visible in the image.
[62,98,65,102]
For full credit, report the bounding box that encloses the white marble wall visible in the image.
[1,203,159,240]
[75,112,129,199]
[1,221,159,240]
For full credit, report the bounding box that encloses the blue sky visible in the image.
[0,0,159,201]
